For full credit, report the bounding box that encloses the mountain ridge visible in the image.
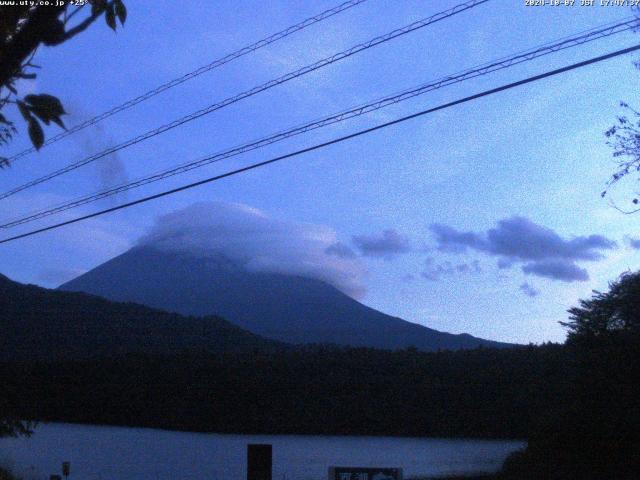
[0,272,285,361]
[60,245,513,351]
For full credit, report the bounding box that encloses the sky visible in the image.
[1,0,640,344]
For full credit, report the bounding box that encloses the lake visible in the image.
[0,423,525,480]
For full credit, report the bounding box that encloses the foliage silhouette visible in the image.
[498,272,640,479]
[0,0,126,166]
[603,15,640,210]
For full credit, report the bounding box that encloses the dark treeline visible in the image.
[3,325,639,479]
[3,344,566,439]
[3,273,640,478]
[497,272,640,479]
[498,334,640,479]
[0,273,285,361]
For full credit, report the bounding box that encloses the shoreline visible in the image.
[17,420,528,442]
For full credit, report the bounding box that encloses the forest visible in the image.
[2,274,640,479]
[2,343,565,439]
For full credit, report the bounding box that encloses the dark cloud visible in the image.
[95,148,128,193]
[484,217,614,261]
[519,282,540,297]
[69,107,129,197]
[429,224,484,253]
[139,202,367,298]
[522,260,589,283]
[352,229,411,259]
[497,258,513,269]
[422,263,452,281]
[421,258,480,281]
[429,216,615,283]
[325,242,357,259]
[626,237,640,250]
[431,216,615,261]
[456,260,481,273]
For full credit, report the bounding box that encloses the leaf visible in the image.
[115,0,127,25]
[105,5,117,31]
[16,101,32,121]
[0,157,9,169]
[27,118,44,150]
[51,116,66,129]
[24,94,66,128]
[25,94,66,117]
[41,18,65,45]
[91,0,108,16]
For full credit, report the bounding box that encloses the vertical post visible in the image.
[62,462,70,480]
[247,444,272,480]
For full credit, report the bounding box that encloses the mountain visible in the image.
[0,272,284,361]
[60,246,513,351]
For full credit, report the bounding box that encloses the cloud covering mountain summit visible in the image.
[137,202,367,298]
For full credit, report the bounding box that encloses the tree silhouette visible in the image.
[562,271,640,342]
[602,103,640,212]
[0,384,34,439]
[500,271,640,479]
[0,0,127,167]
[603,15,640,212]
[0,0,126,436]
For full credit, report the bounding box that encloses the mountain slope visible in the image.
[0,273,284,361]
[60,246,512,351]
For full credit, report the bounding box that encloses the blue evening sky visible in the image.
[1,0,640,344]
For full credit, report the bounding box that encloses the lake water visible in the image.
[0,423,525,480]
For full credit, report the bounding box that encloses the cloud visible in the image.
[456,260,481,273]
[429,216,615,283]
[137,201,367,298]
[0,189,135,291]
[325,242,357,259]
[352,229,411,259]
[625,236,640,250]
[431,216,615,261]
[497,258,513,269]
[519,282,540,298]
[67,107,129,196]
[429,224,484,253]
[522,260,589,283]
[421,258,481,281]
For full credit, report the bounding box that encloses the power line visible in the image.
[1,43,638,245]
[2,16,637,229]
[5,0,370,163]
[0,0,489,201]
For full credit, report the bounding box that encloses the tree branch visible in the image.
[0,3,113,86]
[0,6,65,88]
[607,197,640,215]
[64,5,85,25]
[55,4,111,45]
